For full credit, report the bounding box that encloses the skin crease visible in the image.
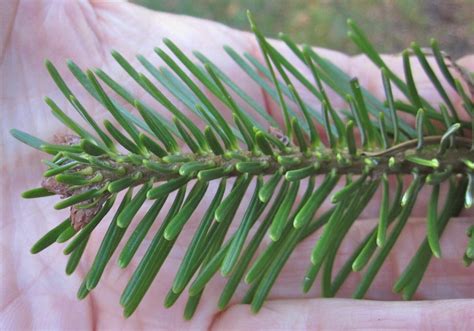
[1,0,473,330]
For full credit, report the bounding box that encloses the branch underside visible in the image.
[53,140,474,199]
[12,12,474,319]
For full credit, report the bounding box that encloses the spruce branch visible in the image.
[11,12,474,319]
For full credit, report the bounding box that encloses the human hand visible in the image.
[1,1,473,330]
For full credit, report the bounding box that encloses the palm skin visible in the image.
[1,1,473,330]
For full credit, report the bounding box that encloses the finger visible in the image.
[211,298,474,331]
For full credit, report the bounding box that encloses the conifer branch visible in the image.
[11,11,473,319]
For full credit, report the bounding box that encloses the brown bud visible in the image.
[70,204,101,230]
[41,177,71,198]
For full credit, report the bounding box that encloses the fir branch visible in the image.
[11,12,474,319]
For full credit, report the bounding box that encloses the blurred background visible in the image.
[132,0,474,58]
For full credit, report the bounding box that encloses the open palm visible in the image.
[1,1,473,330]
